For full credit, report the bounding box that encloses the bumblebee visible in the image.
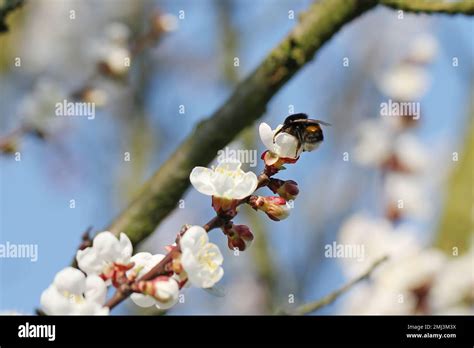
[273,113,330,156]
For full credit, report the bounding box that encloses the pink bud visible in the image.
[223,223,254,251]
[268,179,299,201]
[137,276,179,303]
[249,196,291,221]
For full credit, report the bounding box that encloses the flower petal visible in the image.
[85,275,108,305]
[130,252,165,277]
[180,226,208,251]
[274,132,300,158]
[212,168,239,198]
[190,167,216,196]
[154,278,180,308]
[215,159,241,172]
[206,243,224,266]
[118,233,133,263]
[76,247,104,276]
[259,122,275,150]
[53,267,86,295]
[131,293,157,308]
[230,171,258,199]
[40,286,74,315]
[91,231,122,262]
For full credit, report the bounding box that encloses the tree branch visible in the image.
[289,256,388,315]
[107,0,378,244]
[380,0,474,15]
[0,0,24,33]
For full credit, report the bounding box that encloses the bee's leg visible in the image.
[294,128,304,156]
[295,142,302,157]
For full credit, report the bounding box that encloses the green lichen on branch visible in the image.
[107,0,378,244]
[0,0,24,33]
[380,0,474,15]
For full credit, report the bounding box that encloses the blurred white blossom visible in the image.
[378,63,430,101]
[104,22,131,46]
[18,78,67,134]
[429,250,474,314]
[338,214,419,277]
[384,174,430,219]
[407,33,439,64]
[393,133,430,172]
[353,119,393,166]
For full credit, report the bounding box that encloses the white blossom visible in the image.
[393,133,429,172]
[384,173,429,219]
[429,250,474,314]
[343,249,445,315]
[99,45,131,76]
[104,22,130,45]
[338,214,419,277]
[18,78,66,134]
[190,160,258,200]
[259,122,301,159]
[353,119,393,166]
[128,252,179,310]
[156,14,179,32]
[378,63,430,101]
[179,226,224,288]
[76,231,133,278]
[407,33,439,64]
[40,267,109,315]
[343,284,416,315]
[375,249,445,291]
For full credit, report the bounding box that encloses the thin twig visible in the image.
[289,256,389,315]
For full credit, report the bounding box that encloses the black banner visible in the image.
[0,315,472,346]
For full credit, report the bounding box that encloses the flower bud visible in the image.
[223,223,254,251]
[137,276,180,305]
[268,179,299,201]
[150,12,178,38]
[249,196,291,221]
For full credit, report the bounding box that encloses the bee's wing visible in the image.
[203,284,227,297]
[291,119,331,126]
[312,119,332,126]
